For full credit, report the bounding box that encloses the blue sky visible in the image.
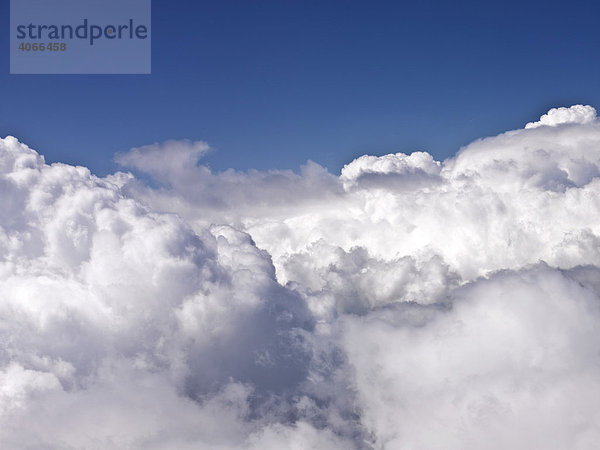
[1,0,599,176]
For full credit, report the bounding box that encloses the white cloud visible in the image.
[342,265,600,449]
[2,104,600,448]
[114,139,210,185]
[0,136,335,448]
[525,104,597,128]
[340,151,441,190]
[115,106,600,290]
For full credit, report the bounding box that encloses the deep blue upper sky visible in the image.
[1,0,599,176]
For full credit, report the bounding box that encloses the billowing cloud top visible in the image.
[1,105,600,449]
[525,104,597,128]
[340,151,441,190]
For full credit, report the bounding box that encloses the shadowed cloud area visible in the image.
[1,105,600,448]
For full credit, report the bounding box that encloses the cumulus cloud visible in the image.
[343,264,600,449]
[525,104,597,128]
[116,105,600,286]
[0,136,331,448]
[116,139,342,226]
[339,151,441,191]
[2,104,600,448]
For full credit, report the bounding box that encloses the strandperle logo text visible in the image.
[11,0,151,74]
[16,19,149,46]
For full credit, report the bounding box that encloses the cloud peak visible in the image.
[525,104,597,129]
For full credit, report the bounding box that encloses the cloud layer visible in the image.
[1,105,600,448]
